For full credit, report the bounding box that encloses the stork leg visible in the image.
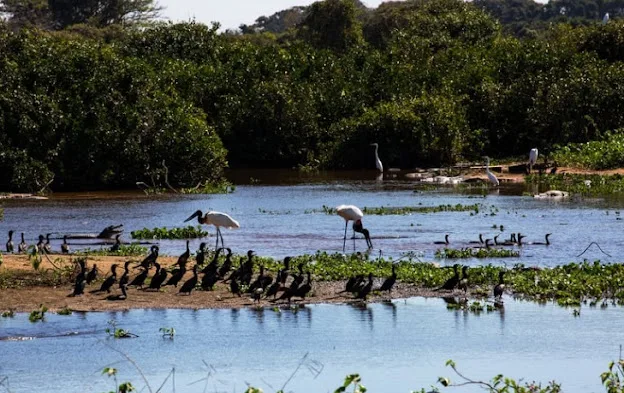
[218,227,225,248]
[215,227,220,250]
[342,221,348,252]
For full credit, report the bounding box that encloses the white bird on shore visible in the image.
[336,205,373,252]
[603,12,610,25]
[485,157,499,186]
[528,148,538,174]
[370,143,383,173]
[185,210,240,249]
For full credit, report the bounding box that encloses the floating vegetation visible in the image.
[1,309,14,318]
[131,226,208,240]
[29,305,47,322]
[159,327,175,339]
[77,244,148,257]
[258,208,292,215]
[106,320,138,338]
[57,306,72,315]
[0,207,3,220]
[526,173,624,196]
[309,204,485,215]
[435,248,520,258]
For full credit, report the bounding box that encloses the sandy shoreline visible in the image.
[0,254,451,313]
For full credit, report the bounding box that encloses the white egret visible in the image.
[528,148,538,174]
[603,12,610,25]
[336,204,373,251]
[185,210,240,249]
[484,157,499,186]
[370,143,383,172]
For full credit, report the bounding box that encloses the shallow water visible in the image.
[1,170,623,266]
[1,298,622,393]
[2,170,624,392]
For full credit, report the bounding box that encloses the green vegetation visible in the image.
[553,131,624,170]
[57,306,72,315]
[0,207,4,220]
[435,247,520,258]
[77,244,148,257]
[527,174,624,195]
[28,304,47,322]
[312,204,485,215]
[1,309,14,318]
[1,0,624,192]
[159,327,175,339]
[130,226,208,240]
[106,320,138,338]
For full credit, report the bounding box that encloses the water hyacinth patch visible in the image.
[309,204,485,215]
[131,226,208,240]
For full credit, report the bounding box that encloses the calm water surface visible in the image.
[1,169,623,265]
[2,170,624,392]
[1,299,622,393]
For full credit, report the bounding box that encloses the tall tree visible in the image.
[0,0,161,30]
[297,0,363,53]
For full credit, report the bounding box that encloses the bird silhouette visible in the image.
[185,210,240,249]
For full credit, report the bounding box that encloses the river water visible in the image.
[1,170,624,392]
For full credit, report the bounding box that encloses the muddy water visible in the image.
[0,169,623,265]
[1,298,623,393]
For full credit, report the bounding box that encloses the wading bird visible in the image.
[484,157,499,187]
[336,205,373,252]
[603,12,610,25]
[528,148,539,174]
[370,143,383,172]
[185,210,240,249]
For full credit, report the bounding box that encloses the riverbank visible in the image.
[0,254,442,312]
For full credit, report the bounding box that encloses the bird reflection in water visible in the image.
[350,302,373,330]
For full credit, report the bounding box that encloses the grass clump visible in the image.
[106,320,138,338]
[57,306,72,315]
[131,226,208,240]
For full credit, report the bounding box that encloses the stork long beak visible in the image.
[184,211,202,223]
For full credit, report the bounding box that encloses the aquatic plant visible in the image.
[130,226,208,240]
[309,204,485,215]
[29,305,47,322]
[159,327,175,339]
[435,248,520,258]
[102,367,136,393]
[57,306,72,315]
[106,320,138,339]
[1,309,14,318]
[0,207,3,220]
[77,244,148,257]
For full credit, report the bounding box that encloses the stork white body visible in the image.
[603,12,610,25]
[370,143,383,172]
[336,205,368,251]
[485,157,499,186]
[185,210,240,249]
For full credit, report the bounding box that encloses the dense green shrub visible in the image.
[552,130,624,169]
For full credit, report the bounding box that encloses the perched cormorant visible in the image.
[18,232,27,253]
[458,266,469,293]
[179,265,198,295]
[146,262,167,291]
[61,235,70,254]
[110,234,122,252]
[494,271,505,300]
[43,233,52,254]
[68,259,87,297]
[378,265,397,293]
[435,264,460,291]
[6,230,14,253]
[217,248,233,279]
[92,264,118,293]
[355,273,374,300]
[86,264,98,285]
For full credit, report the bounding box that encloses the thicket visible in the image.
[2,0,624,191]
